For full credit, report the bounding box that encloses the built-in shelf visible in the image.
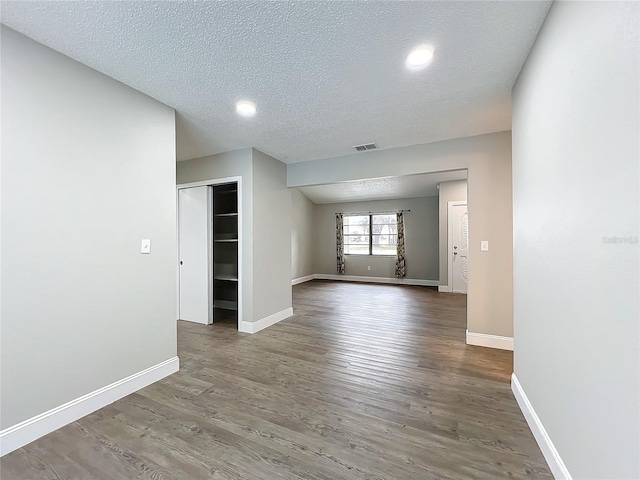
[214,231,237,240]
[214,300,238,311]
[213,181,238,324]
[214,262,237,278]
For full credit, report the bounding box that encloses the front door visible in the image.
[450,203,468,294]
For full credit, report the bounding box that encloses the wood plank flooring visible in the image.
[1,280,551,479]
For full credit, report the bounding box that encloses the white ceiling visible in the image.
[298,170,467,204]
[1,1,551,163]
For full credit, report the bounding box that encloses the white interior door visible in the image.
[178,186,212,324]
[449,203,468,294]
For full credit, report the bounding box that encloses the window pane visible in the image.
[344,215,369,227]
[345,244,370,255]
[372,224,397,236]
[372,235,397,249]
[344,224,369,235]
[344,215,370,255]
[372,215,396,255]
[344,235,368,245]
[372,214,396,225]
[372,215,397,237]
[372,244,397,255]
[371,232,398,243]
[372,216,397,247]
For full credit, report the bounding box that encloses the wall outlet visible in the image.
[367,266,371,271]
[481,240,489,252]
[141,239,151,254]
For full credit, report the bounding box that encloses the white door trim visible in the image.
[447,201,468,293]
[206,186,214,324]
[177,176,243,328]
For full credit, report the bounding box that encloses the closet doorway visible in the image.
[177,177,242,329]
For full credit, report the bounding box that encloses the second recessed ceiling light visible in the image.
[236,100,256,117]
[405,45,435,70]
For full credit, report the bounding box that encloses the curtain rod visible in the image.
[334,209,410,215]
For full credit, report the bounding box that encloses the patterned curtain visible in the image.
[395,212,406,278]
[336,213,345,274]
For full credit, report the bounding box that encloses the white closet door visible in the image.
[178,186,212,324]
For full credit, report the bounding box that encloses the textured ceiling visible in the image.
[1,1,551,163]
[299,170,467,204]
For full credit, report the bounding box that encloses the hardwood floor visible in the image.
[1,280,551,479]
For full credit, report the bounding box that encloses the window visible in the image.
[344,214,398,256]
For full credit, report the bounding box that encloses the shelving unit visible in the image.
[212,182,238,323]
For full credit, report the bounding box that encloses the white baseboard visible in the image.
[314,274,439,287]
[438,285,450,292]
[291,274,315,286]
[238,307,293,334]
[511,374,572,479]
[466,329,514,351]
[0,356,179,457]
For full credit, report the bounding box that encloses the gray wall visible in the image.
[291,189,315,280]
[512,2,639,478]
[251,149,293,320]
[1,27,177,429]
[176,148,254,323]
[313,197,439,280]
[438,180,468,286]
[288,131,514,338]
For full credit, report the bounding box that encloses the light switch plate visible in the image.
[141,239,151,254]
[481,240,489,252]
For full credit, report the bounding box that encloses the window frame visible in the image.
[343,213,397,257]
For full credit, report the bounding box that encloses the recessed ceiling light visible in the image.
[236,100,256,117]
[405,45,435,70]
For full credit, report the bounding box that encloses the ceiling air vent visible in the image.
[353,143,378,152]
